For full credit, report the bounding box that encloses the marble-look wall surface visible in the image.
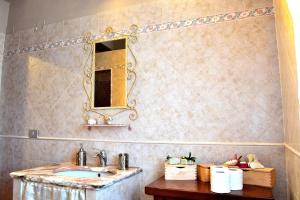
[0,2,10,198]
[0,0,286,199]
[285,150,300,200]
[0,32,5,82]
[8,138,286,200]
[0,0,9,80]
[0,138,13,200]
[0,0,10,33]
[274,0,300,199]
[0,41,11,198]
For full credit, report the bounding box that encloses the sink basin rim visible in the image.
[54,170,115,178]
[53,166,117,178]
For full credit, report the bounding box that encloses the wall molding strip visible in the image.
[0,134,284,146]
[285,143,300,158]
[4,7,274,57]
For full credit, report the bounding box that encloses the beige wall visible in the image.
[274,0,300,199]
[0,0,9,33]
[0,1,10,196]
[0,0,10,96]
[0,32,6,83]
[6,0,155,33]
[0,0,10,62]
[1,0,287,199]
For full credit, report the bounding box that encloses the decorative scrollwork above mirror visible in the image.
[82,25,138,125]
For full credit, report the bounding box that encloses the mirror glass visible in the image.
[93,38,127,109]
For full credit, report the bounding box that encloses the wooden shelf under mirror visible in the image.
[81,124,131,131]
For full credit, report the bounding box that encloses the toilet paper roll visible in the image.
[210,165,227,173]
[210,167,230,193]
[210,165,227,182]
[229,168,243,190]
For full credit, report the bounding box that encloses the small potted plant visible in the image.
[166,155,181,165]
[181,152,196,165]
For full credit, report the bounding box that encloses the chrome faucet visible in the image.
[96,150,107,167]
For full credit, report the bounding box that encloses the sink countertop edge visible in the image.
[10,163,143,190]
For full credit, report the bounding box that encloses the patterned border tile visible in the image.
[4,7,274,57]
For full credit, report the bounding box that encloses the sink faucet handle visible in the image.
[97,150,107,159]
[94,149,107,167]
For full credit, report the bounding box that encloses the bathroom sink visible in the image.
[54,170,115,178]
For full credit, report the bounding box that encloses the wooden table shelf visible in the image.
[145,177,274,200]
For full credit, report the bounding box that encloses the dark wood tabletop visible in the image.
[145,177,274,200]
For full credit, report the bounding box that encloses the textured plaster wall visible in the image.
[0,0,10,88]
[0,0,10,33]
[0,32,5,82]
[6,0,156,33]
[0,2,10,198]
[0,0,287,199]
[274,0,300,199]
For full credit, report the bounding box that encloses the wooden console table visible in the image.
[145,177,274,200]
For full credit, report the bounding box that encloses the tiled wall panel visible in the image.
[0,32,5,90]
[1,13,282,143]
[9,139,286,200]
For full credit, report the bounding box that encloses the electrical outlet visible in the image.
[28,129,39,138]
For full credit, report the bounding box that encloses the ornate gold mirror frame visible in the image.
[82,25,138,125]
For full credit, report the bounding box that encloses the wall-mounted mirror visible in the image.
[92,38,127,109]
[83,25,138,125]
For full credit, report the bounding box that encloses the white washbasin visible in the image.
[54,170,115,178]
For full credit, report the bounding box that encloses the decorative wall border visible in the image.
[4,7,274,57]
[0,134,284,146]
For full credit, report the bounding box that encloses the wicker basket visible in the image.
[243,168,276,188]
[197,164,212,182]
[197,164,276,188]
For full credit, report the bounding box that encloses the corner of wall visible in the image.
[274,0,300,199]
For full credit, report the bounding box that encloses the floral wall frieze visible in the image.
[4,6,274,57]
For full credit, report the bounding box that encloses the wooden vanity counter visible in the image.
[145,177,274,200]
